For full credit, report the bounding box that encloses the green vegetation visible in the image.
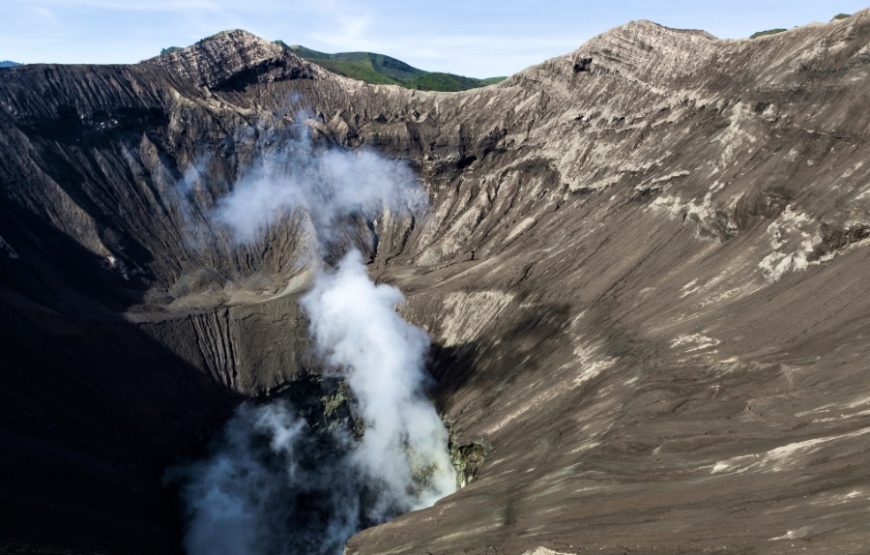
[750,28,787,39]
[480,76,508,85]
[278,42,506,91]
[752,13,852,39]
[156,37,506,90]
[411,72,487,92]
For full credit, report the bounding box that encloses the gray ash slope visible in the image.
[1,11,870,554]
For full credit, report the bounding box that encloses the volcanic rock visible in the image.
[2,11,870,554]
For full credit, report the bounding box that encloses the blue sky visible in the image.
[2,1,867,77]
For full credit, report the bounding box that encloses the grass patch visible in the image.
[750,28,787,39]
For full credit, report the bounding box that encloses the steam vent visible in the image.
[3,9,870,555]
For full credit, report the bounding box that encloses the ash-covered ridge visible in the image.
[2,9,870,555]
[146,29,319,88]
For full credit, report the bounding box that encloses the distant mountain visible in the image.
[750,28,787,39]
[0,61,20,68]
[279,42,505,91]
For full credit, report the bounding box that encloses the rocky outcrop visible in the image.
[1,9,870,554]
[145,29,317,89]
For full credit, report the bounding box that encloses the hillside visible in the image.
[282,42,505,90]
[0,60,19,68]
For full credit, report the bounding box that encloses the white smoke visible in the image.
[301,249,456,519]
[178,404,304,555]
[211,118,426,248]
[172,113,455,555]
[173,399,362,555]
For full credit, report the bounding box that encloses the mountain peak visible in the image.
[145,29,314,88]
[509,18,720,90]
[612,19,717,40]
